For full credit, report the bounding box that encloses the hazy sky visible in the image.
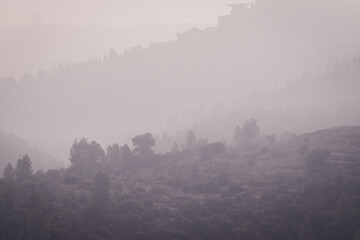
[0,0,247,26]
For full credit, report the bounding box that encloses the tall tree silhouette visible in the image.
[132,133,156,157]
[15,154,33,182]
[3,163,14,181]
[233,119,260,148]
[69,138,105,178]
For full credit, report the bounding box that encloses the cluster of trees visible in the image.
[1,154,359,239]
[3,154,33,182]
[0,156,111,239]
[67,132,159,179]
[233,118,261,149]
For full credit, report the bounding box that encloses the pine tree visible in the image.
[132,133,156,156]
[69,138,105,178]
[15,154,33,182]
[120,144,132,160]
[69,138,105,165]
[3,163,14,181]
[233,119,260,148]
[106,143,121,163]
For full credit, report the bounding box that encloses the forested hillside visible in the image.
[1,126,360,239]
[0,24,200,77]
[1,0,360,239]
[185,56,360,147]
[1,0,359,160]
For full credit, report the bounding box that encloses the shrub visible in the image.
[15,154,33,182]
[298,144,308,156]
[228,183,243,194]
[304,148,331,168]
[200,142,226,161]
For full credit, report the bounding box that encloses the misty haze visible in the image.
[0,0,360,239]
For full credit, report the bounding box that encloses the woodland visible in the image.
[1,124,360,240]
[0,1,360,239]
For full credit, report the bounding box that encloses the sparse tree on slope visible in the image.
[233,118,260,149]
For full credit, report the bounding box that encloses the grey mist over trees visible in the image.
[0,0,224,77]
[0,0,360,164]
[0,25,207,78]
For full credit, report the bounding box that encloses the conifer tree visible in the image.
[3,163,14,181]
[15,154,33,182]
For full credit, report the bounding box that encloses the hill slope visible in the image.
[0,2,360,160]
[0,130,63,172]
[0,126,359,239]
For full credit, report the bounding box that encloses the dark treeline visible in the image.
[1,125,360,239]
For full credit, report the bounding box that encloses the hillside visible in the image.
[0,126,359,239]
[0,24,201,78]
[119,126,360,203]
[0,130,63,172]
[1,1,360,160]
[154,57,360,153]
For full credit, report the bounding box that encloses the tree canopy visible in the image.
[233,119,260,148]
[15,154,33,182]
[132,133,156,156]
[69,138,105,165]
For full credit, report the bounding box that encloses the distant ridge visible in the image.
[0,130,63,173]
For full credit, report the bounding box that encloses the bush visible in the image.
[200,142,226,161]
[304,148,331,168]
[228,183,243,194]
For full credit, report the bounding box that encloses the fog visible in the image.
[0,24,211,78]
[0,0,233,77]
[0,0,360,166]
[0,0,231,26]
[1,2,360,239]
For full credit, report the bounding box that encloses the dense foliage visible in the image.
[0,126,360,240]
